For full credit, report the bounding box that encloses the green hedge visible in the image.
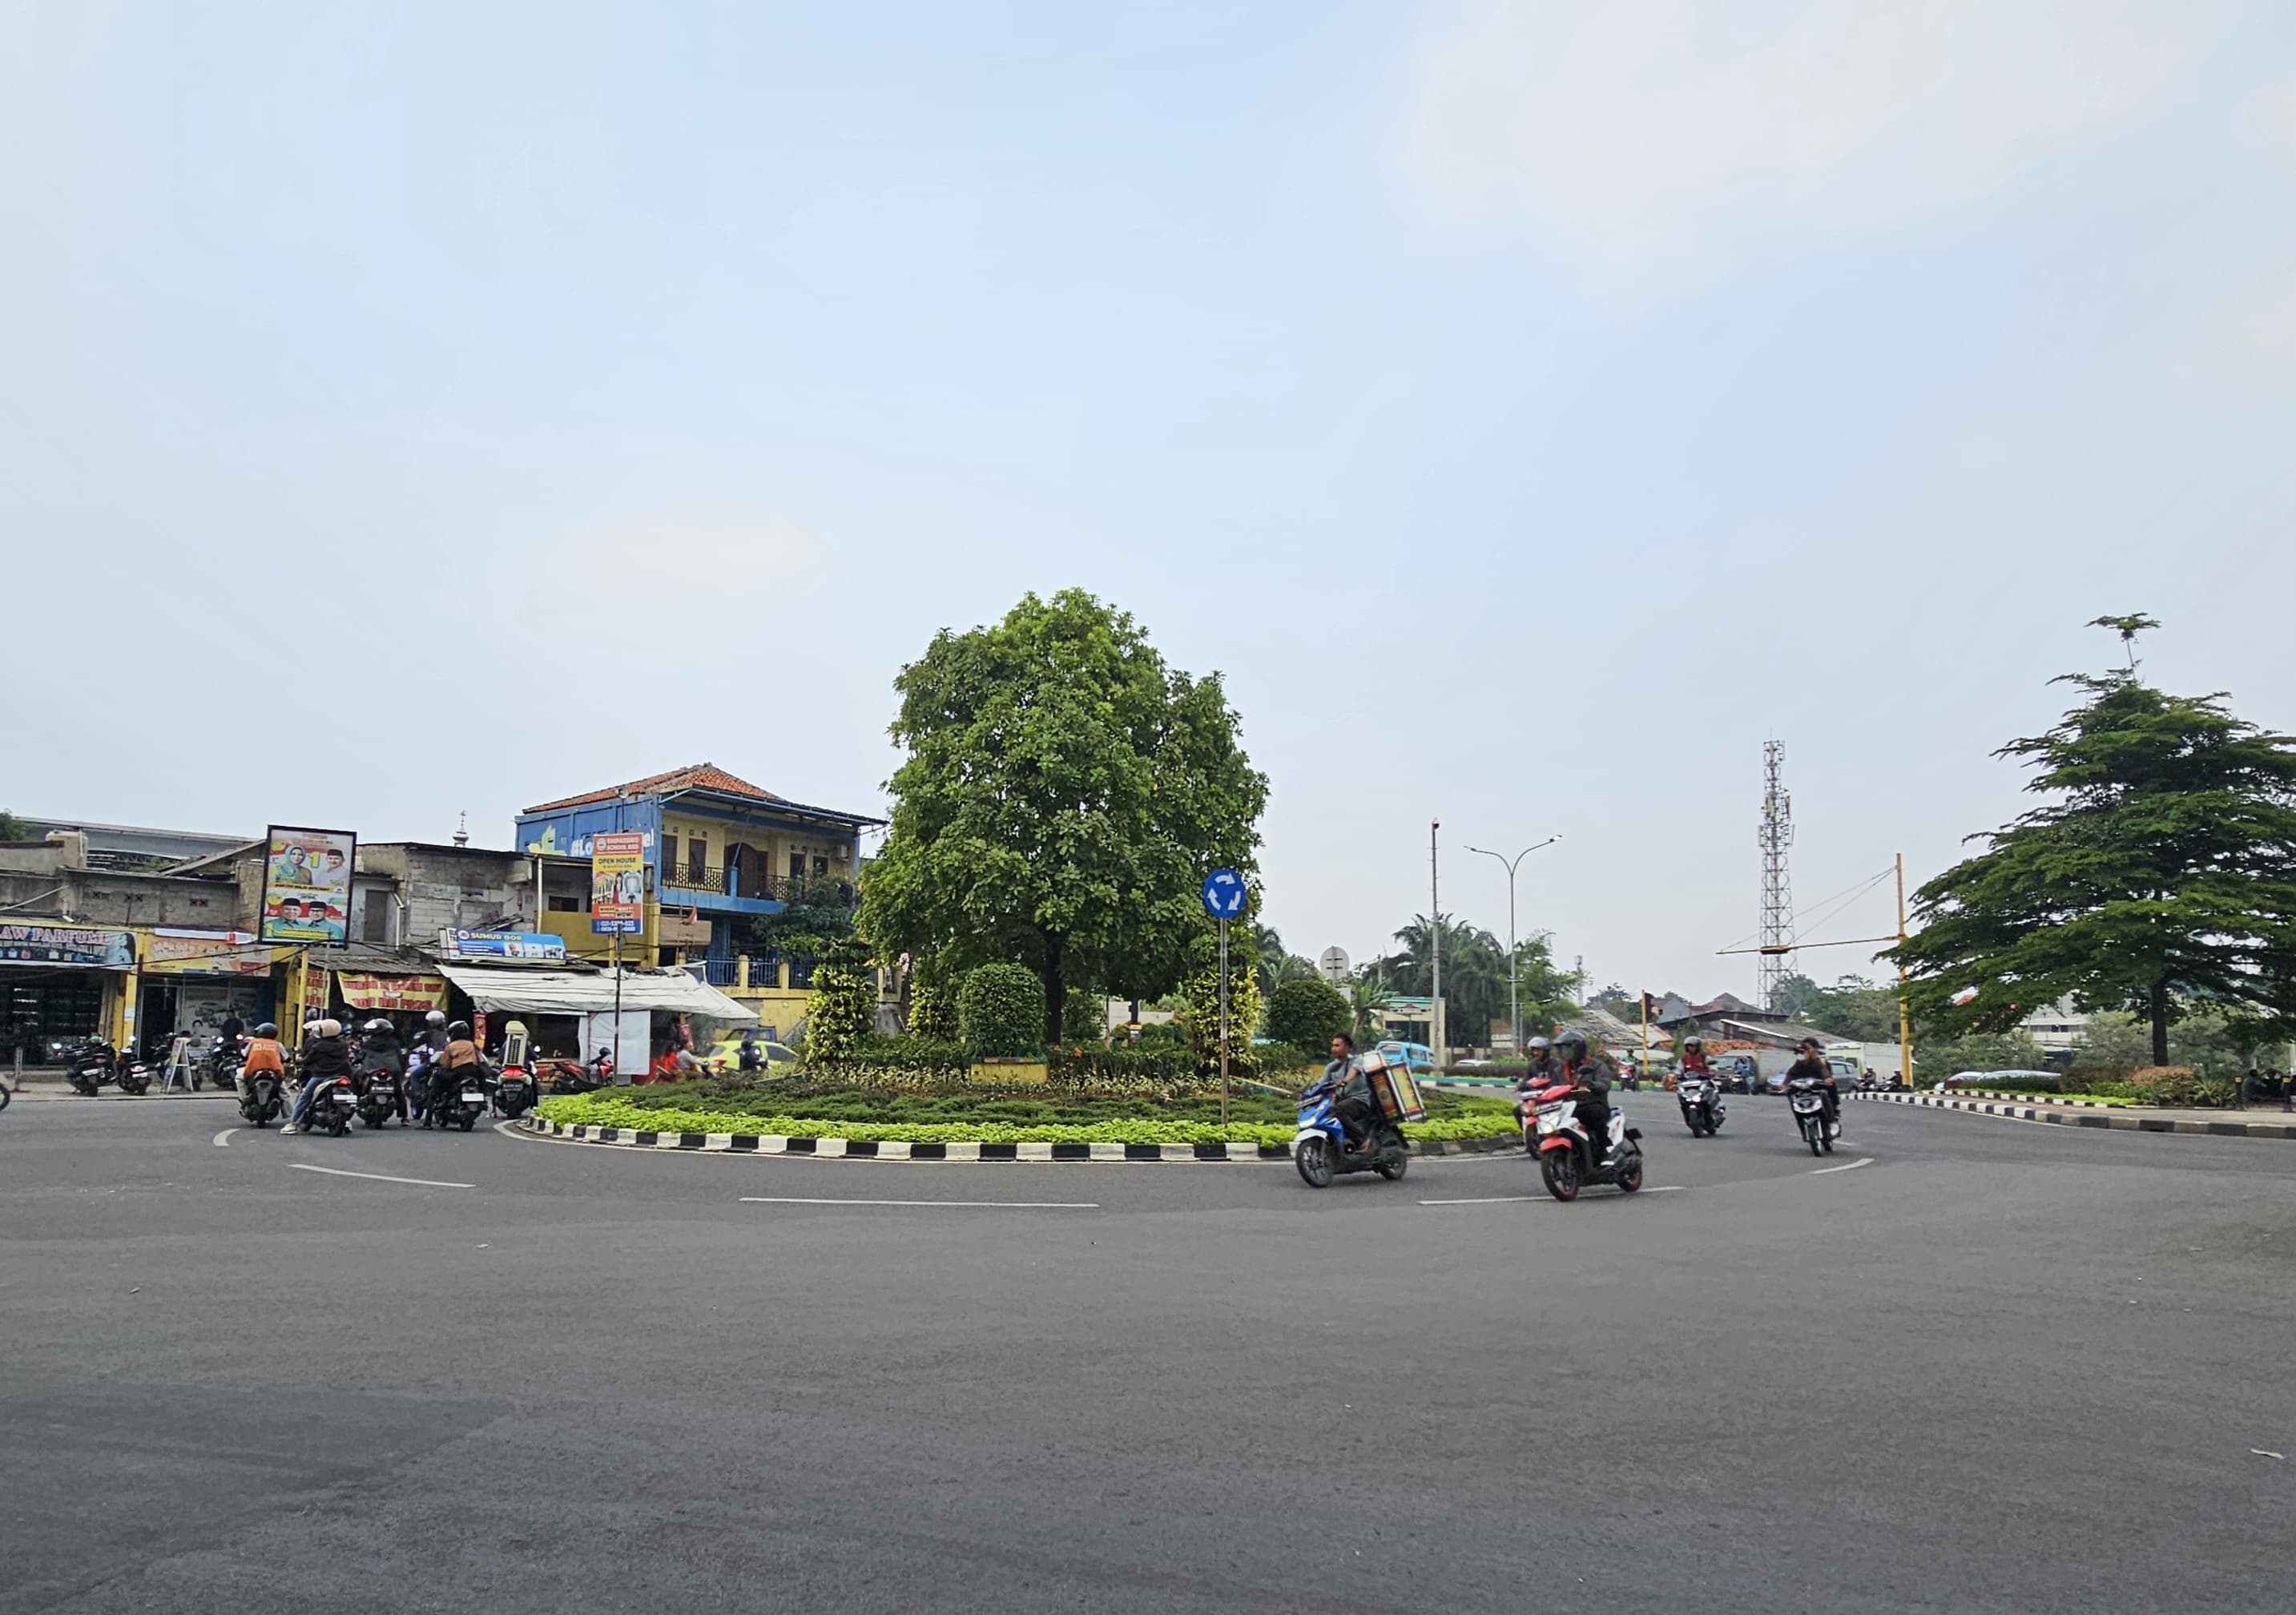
[534,1089,1520,1146]
[1954,1073,2063,1094]
[959,963,1045,1058]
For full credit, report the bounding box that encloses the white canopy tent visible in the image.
[435,964,758,1025]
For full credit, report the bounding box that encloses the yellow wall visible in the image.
[538,906,658,965]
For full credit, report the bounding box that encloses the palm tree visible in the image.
[1344,973,1395,1045]
[1380,913,1510,1048]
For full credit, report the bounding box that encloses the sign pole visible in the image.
[612,928,623,1078]
[1218,916,1231,1128]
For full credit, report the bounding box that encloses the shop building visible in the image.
[514,763,882,973]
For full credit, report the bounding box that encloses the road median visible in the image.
[1852,1090,2296,1140]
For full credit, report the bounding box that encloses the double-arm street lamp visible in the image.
[1467,836,1561,1054]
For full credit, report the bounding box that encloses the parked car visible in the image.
[701,1033,802,1073]
[1375,1041,1438,1076]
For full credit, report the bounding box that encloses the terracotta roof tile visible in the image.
[522,763,786,815]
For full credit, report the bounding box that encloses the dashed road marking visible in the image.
[738,1195,1098,1210]
[290,1163,473,1190]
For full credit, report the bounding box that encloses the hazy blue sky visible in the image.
[6,1,2294,1001]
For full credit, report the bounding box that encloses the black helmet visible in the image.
[1556,1030,1588,1059]
[362,1017,392,1036]
[447,1021,470,1039]
[255,1022,278,1038]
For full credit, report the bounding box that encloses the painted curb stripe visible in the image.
[516,1117,1537,1159]
[1851,1092,2296,1139]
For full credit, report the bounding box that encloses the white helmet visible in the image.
[425,1009,447,1027]
[315,1018,343,1039]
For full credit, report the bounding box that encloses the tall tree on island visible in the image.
[1890,616,2296,1065]
[860,590,1268,1045]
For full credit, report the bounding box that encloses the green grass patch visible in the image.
[535,1081,1520,1146]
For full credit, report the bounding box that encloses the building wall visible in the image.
[355,845,537,944]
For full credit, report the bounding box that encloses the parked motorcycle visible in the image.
[1787,1075,1836,1156]
[62,1038,115,1096]
[1519,1079,1645,1202]
[1291,1074,1410,1187]
[546,1049,614,1096]
[206,1034,246,1093]
[238,1069,286,1127]
[1676,1072,1726,1137]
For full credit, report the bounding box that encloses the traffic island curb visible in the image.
[518,1116,1527,1162]
[1852,1091,2296,1140]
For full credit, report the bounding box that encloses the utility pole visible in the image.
[1468,836,1561,1053]
[1895,852,1912,1089]
[1429,820,1442,1063]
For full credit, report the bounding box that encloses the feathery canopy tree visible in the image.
[859,590,1268,1045]
[1888,618,2296,1065]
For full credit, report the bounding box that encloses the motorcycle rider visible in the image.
[1323,1033,1377,1154]
[1555,1030,1621,1164]
[1678,1036,1711,1079]
[1786,1037,1840,1138]
[355,1017,409,1125]
[282,1019,352,1134]
[407,1009,449,1121]
[1518,1034,1563,1089]
[240,1021,286,1097]
[738,1029,764,1073]
[425,1021,485,1128]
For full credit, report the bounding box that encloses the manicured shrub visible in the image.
[1061,986,1106,1044]
[905,977,959,1041]
[804,959,877,1065]
[2129,1065,2198,1106]
[1960,1073,2062,1095]
[958,962,1046,1059]
[1263,977,1351,1059]
[1048,1043,1200,1089]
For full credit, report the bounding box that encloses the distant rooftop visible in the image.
[523,763,785,815]
[18,816,254,873]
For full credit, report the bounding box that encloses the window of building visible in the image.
[812,855,829,879]
[361,896,390,944]
[547,894,582,912]
[662,837,683,881]
[787,851,805,880]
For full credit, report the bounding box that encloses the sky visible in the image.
[6,0,2294,1005]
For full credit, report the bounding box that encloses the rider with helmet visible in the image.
[355,1017,409,1124]
[283,1019,352,1134]
[1678,1035,1711,1078]
[1518,1034,1563,1090]
[240,1021,287,1088]
[425,1020,484,1129]
[1786,1037,1841,1138]
[1555,1030,1621,1164]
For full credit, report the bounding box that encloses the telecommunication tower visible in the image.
[1758,740,1795,1009]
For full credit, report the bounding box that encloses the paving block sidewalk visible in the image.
[1854,1090,2296,1139]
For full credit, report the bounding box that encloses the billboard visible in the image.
[260,826,356,944]
[0,923,135,969]
[336,973,451,1013]
[591,831,646,935]
[442,929,567,961]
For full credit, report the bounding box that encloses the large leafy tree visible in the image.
[860,590,1269,1045]
[1890,619,2296,1065]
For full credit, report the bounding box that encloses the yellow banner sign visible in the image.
[336,973,451,1013]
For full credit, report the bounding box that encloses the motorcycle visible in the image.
[1291,1075,1410,1187]
[64,1039,149,1096]
[238,1069,286,1127]
[493,1068,536,1119]
[207,1034,246,1093]
[310,1073,358,1137]
[354,1067,403,1130]
[1676,1071,1726,1137]
[546,1049,614,1096]
[1519,1079,1645,1202]
[434,1069,489,1133]
[1787,1077,1837,1156]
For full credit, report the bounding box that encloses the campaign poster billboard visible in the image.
[591,832,646,935]
[260,826,357,944]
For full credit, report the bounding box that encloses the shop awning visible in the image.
[435,963,758,1025]
[336,971,451,1013]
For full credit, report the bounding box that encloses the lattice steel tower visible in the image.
[1758,739,1795,1009]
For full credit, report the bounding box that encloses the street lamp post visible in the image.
[1467,836,1561,1053]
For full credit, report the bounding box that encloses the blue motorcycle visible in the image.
[1292,1076,1410,1189]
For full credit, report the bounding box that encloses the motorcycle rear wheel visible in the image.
[1293,1137,1335,1188]
[1616,1149,1645,1193]
[460,1112,477,1134]
[1373,1148,1408,1182]
[1539,1150,1580,1202]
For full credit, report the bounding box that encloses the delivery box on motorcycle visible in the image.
[1359,1052,1427,1124]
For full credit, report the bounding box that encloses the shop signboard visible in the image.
[591,832,646,935]
[260,826,357,944]
[0,923,135,969]
[336,972,452,1013]
[442,929,567,961]
[142,930,277,977]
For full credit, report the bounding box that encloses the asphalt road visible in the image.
[4,1092,2291,1613]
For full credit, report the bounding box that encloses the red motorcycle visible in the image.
[1517,1078,1645,1202]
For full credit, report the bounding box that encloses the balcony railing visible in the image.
[657,865,854,908]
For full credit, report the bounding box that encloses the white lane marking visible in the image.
[738,1195,1098,1210]
[290,1163,473,1190]
[2252,1448,2285,1460]
[212,1129,236,1147]
[1812,1157,1875,1174]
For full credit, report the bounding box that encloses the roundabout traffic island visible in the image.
[523,1078,1527,1162]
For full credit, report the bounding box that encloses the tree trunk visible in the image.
[1041,931,1065,1047]
[2149,978,2169,1067]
